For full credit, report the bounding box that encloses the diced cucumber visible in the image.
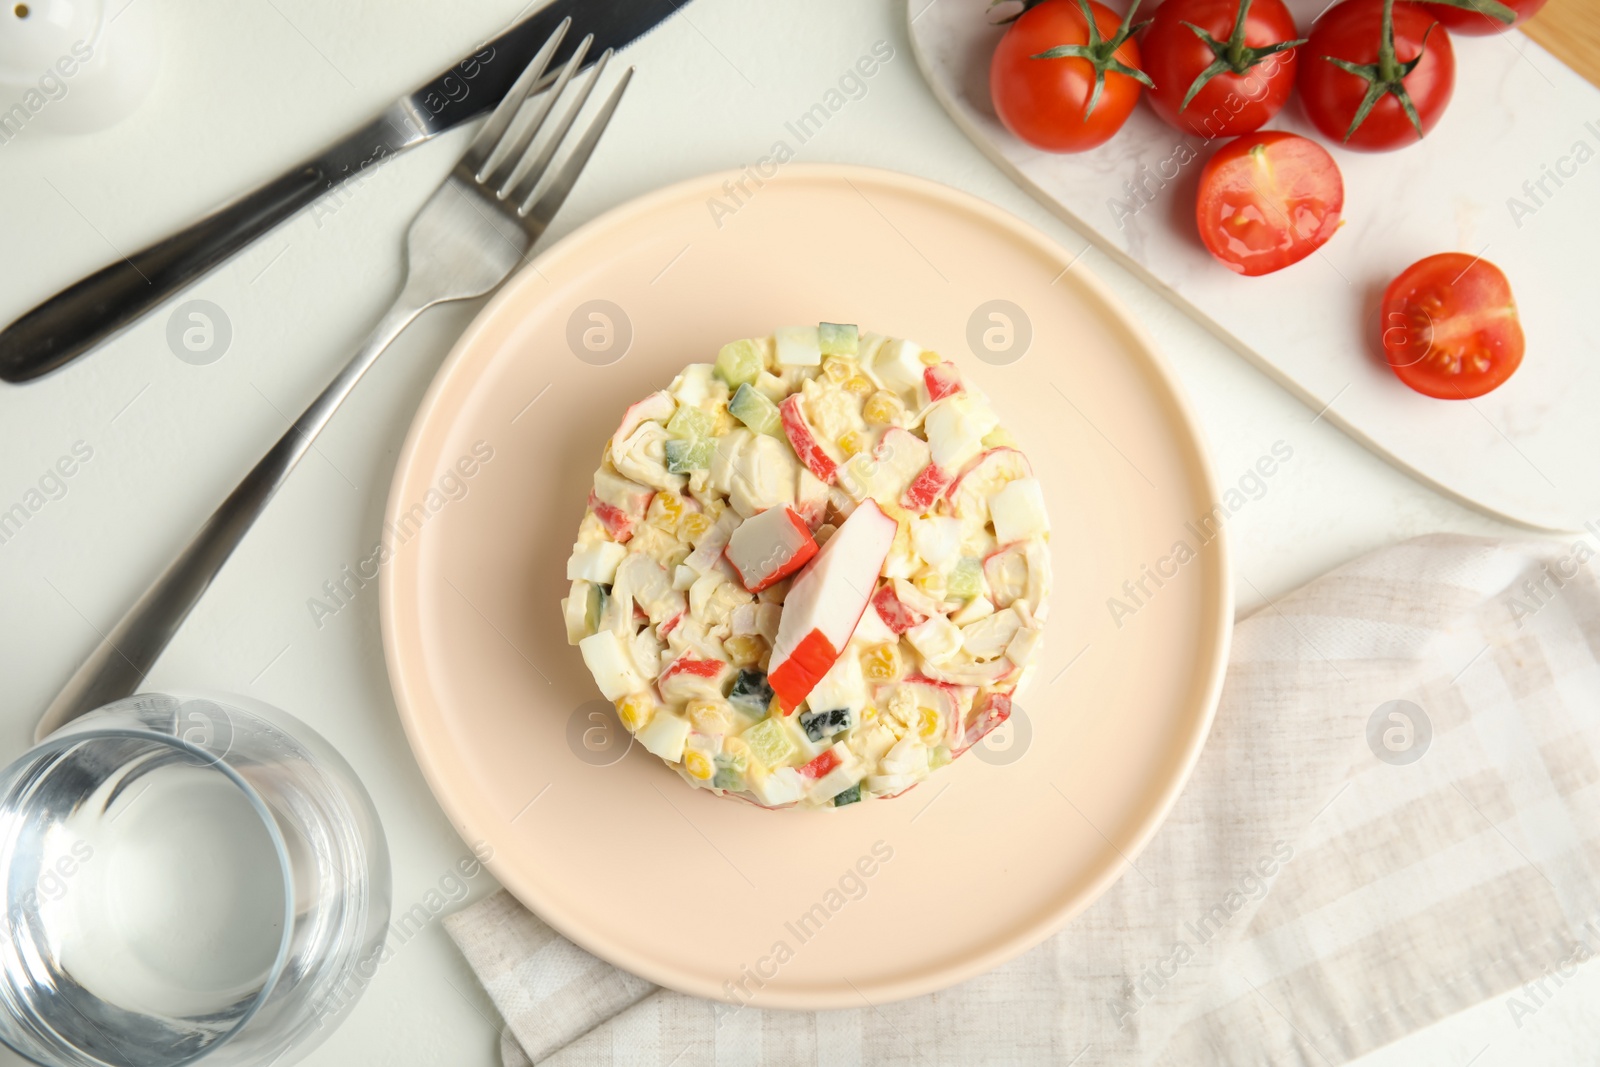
[818,322,859,357]
[713,752,747,792]
[728,669,774,717]
[948,556,983,600]
[716,338,764,389]
[798,706,851,743]
[754,371,788,403]
[728,383,783,437]
[665,437,714,473]
[585,583,608,632]
[928,745,951,770]
[743,717,797,768]
[667,405,713,439]
[832,783,862,807]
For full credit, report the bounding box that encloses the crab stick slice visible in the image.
[953,691,1012,755]
[611,391,675,453]
[779,395,837,483]
[921,361,963,403]
[869,584,924,635]
[900,462,955,513]
[768,499,897,713]
[724,506,818,593]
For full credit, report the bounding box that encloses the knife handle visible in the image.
[0,165,327,383]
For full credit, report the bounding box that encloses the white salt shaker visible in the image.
[0,0,159,137]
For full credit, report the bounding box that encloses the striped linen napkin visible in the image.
[444,533,1600,1065]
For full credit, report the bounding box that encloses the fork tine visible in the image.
[518,65,634,227]
[463,17,569,177]
[483,34,593,194]
[502,48,614,205]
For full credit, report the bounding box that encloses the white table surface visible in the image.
[0,1,1593,1064]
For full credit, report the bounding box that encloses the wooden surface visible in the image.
[1526,0,1600,87]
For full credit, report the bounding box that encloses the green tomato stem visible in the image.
[1175,0,1307,114]
[1030,0,1155,119]
[1225,0,1253,69]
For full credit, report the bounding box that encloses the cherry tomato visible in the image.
[1143,0,1305,139]
[1424,0,1545,35]
[1195,132,1344,275]
[1380,253,1524,399]
[1299,0,1455,151]
[990,0,1153,153]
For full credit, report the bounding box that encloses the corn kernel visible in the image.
[863,390,901,426]
[861,643,901,683]
[822,356,854,383]
[615,692,655,732]
[914,569,947,600]
[844,375,874,397]
[723,633,766,667]
[918,349,943,366]
[648,493,685,528]
[683,750,714,780]
[687,699,735,734]
[677,511,713,544]
[917,706,941,741]
[837,431,866,457]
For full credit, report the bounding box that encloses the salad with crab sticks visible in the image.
[562,323,1051,809]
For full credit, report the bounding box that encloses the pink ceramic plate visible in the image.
[381,165,1231,1008]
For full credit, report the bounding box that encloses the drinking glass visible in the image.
[0,692,390,1067]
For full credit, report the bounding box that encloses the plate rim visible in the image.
[380,162,1234,1008]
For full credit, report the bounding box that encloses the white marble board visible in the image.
[909,0,1600,531]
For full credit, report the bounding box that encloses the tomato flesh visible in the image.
[1142,0,1302,139]
[1300,0,1455,151]
[1195,132,1344,276]
[1380,253,1524,399]
[990,0,1145,153]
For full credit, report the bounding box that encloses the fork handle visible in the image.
[34,286,430,741]
[0,166,327,384]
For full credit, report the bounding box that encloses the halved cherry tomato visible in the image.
[990,0,1153,153]
[1424,0,1541,36]
[1299,0,1455,151]
[1195,132,1344,276]
[1380,253,1524,399]
[1142,0,1305,139]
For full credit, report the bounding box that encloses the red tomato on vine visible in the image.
[1299,0,1455,151]
[1142,0,1306,139]
[990,0,1154,153]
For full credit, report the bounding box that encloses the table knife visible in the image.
[0,0,682,384]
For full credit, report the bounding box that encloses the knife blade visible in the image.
[0,0,681,384]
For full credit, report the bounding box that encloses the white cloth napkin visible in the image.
[445,533,1600,1065]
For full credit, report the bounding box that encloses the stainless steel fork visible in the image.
[36,20,634,739]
